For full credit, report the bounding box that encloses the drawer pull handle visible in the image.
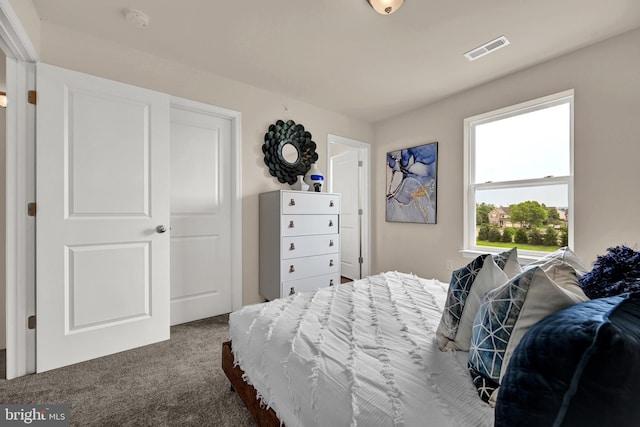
[289,220,295,228]
[290,242,296,250]
[329,200,334,207]
[330,279,334,286]
[290,198,296,206]
[329,239,334,247]
[289,287,295,295]
[289,265,295,273]
[329,220,333,227]
[329,259,334,267]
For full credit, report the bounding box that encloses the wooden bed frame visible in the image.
[222,341,283,427]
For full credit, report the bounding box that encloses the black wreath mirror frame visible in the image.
[262,119,319,185]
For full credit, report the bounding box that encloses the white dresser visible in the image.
[259,190,341,300]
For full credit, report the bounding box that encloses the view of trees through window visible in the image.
[476,201,567,252]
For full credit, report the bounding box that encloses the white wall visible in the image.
[0,92,5,350]
[38,21,374,305]
[373,28,640,282]
[6,0,40,56]
[0,50,5,349]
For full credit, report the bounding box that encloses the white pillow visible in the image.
[525,246,589,277]
[436,248,522,351]
[446,256,508,351]
[497,248,523,279]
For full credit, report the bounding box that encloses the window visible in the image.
[463,90,573,260]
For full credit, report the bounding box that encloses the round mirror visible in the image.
[281,142,300,165]
[263,120,319,185]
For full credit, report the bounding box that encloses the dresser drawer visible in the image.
[281,214,338,236]
[281,254,339,281]
[281,191,340,215]
[282,234,339,259]
[282,272,340,296]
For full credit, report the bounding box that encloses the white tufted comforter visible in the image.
[229,271,494,427]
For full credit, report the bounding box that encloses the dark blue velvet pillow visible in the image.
[495,292,640,427]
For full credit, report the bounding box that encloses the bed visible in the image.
[224,271,494,427]
[224,247,640,427]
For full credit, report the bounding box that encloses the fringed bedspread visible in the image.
[229,271,494,427]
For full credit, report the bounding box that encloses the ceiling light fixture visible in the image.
[367,0,404,15]
[124,8,150,29]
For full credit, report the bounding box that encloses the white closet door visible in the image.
[169,100,232,325]
[331,149,361,280]
[36,63,171,372]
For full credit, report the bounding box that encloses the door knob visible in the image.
[156,225,167,233]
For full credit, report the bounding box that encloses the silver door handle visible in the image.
[156,225,167,233]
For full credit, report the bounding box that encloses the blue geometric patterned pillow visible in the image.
[468,264,588,403]
[436,254,489,350]
[436,248,521,351]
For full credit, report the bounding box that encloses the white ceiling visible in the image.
[32,0,640,123]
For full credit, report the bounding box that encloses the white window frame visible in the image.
[462,90,574,261]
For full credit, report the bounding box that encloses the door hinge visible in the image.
[358,160,363,167]
[28,315,36,330]
[28,90,37,105]
[358,209,363,215]
[27,202,37,217]
[358,257,364,264]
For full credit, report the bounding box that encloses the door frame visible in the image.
[326,134,371,278]
[0,0,39,379]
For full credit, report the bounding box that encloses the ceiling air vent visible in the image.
[464,36,510,61]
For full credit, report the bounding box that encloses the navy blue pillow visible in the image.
[495,292,640,427]
[579,245,640,298]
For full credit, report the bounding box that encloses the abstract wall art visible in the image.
[386,142,438,224]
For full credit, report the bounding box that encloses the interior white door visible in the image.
[169,100,232,325]
[36,63,171,372]
[330,149,361,280]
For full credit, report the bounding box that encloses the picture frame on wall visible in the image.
[386,141,438,224]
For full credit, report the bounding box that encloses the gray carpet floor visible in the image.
[0,315,255,426]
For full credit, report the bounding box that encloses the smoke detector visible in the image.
[464,36,510,61]
[124,9,150,29]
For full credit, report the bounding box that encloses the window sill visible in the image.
[460,248,544,264]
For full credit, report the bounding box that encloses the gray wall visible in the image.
[372,28,640,282]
